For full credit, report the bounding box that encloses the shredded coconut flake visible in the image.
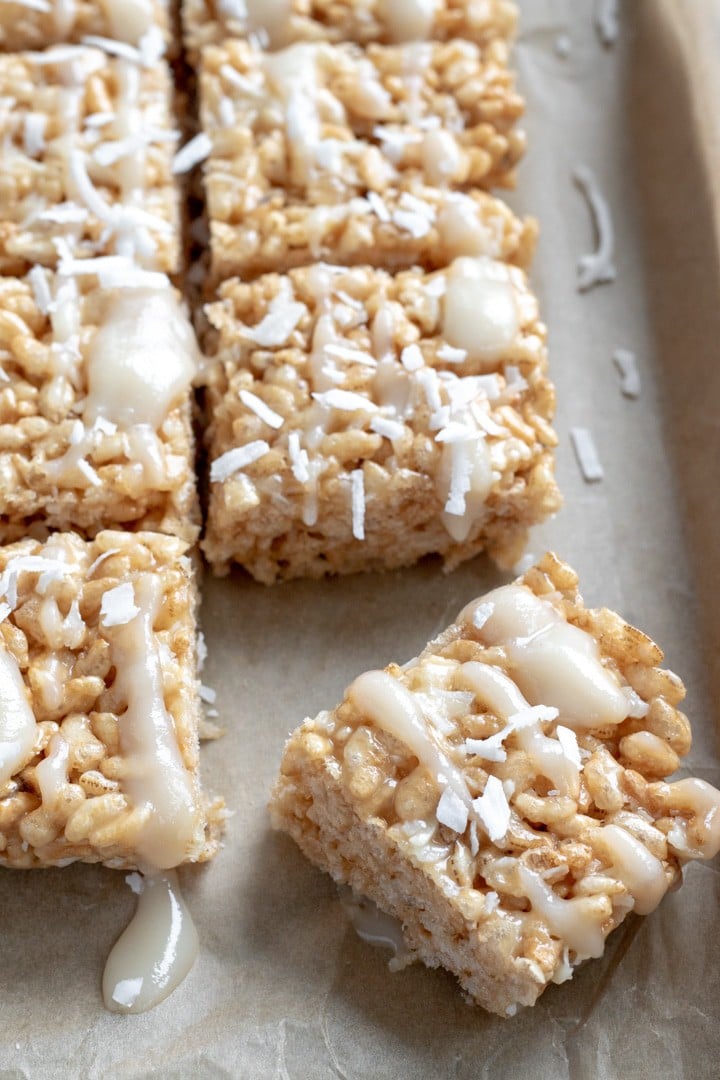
[401,344,424,372]
[172,132,212,175]
[594,0,619,46]
[287,431,310,484]
[570,426,604,482]
[240,285,306,347]
[77,458,102,486]
[200,684,217,705]
[239,389,284,429]
[125,872,145,895]
[612,348,641,399]
[324,343,376,367]
[28,266,52,314]
[210,440,270,482]
[370,416,405,441]
[81,35,143,64]
[555,725,582,769]
[366,190,390,222]
[436,787,469,834]
[312,389,377,413]
[100,583,140,628]
[472,774,510,843]
[437,344,467,364]
[351,469,365,540]
[573,164,616,291]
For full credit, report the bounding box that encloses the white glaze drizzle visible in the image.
[84,289,198,429]
[0,644,38,789]
[103,871,199,1014]
[103,575,198,869]
[461,585,629,730]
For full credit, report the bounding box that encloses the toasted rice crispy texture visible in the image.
[270,552,706,1016]
[0,530,224,870]
[0,0,174,53]
[183,0,517,58]
[200,38,525,280]
[0,48,180,274]
[202,261,559,581]
[0,275,200,544]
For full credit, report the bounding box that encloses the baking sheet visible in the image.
[2,1,720,1076]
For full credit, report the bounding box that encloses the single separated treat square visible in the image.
[202,257,559,581]
[0,46,180,275]
[0,0,173,54]
[0,529,224,870]
[200,38,526,280]
[183,0,517,58]
[0,268,201,544]
[271,553,720,1016]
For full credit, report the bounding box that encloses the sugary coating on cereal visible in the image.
[202,258,559,581]
[183,0,517,57]
[0,46,180,274]
[0,0,173,53]
[270,552,720,1016]
[0,270,200,543]
[200,38,525,278]
[0,530,224,870]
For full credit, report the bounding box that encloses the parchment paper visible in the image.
[2,2,719,1076]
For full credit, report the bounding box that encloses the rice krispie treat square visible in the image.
[0,46,180,275]
[183,0,517,57]
[0,267,200,544]
[202,257,559,581]
[270,552,720,1015]
[0,0,173,54]
[0,529,224,870]
[200,38,525,279]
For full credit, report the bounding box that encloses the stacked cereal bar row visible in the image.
[0,22,202,541]
[192,2,560,580]
[199,35,526,281]
[0,9,221,877]
[271,553,720,1014]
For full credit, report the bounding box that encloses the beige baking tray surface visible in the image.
[2,1,720,1076]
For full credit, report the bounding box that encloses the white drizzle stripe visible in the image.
[239,390,284,429]
[573,165,616,291]
[210,440,270,482]
[570,426,604,482]
[0,644,38,788]
[105,576,198,869]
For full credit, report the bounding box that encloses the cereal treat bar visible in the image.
[201,38,526,280]
[270,553,720,1016]
[202,257,559,581]
[0,46,180,275]
[0,267,200,544]
[183,0,517,58]
[0,0,173,53]
[0,529,224,870]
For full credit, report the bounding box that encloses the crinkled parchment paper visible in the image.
[2,1,719,1076]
